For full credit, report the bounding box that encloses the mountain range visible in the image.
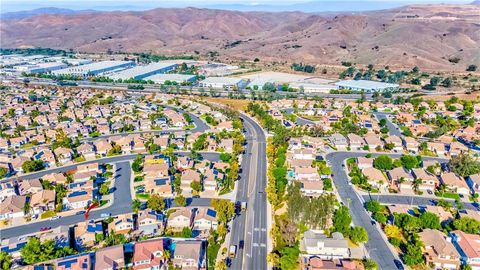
[1,4,479,71]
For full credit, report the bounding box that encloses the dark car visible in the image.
[76,211,86,215]
[394,259,404,270]
[40,227,51,231]
[225,257,232,267]
[239,240,244,249]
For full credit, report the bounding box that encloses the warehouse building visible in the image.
[335,80,399,93]
[289,82,337,93]
[52,61,134,77]
[144,73,197,84]
[14,62,68,74]
[198,77,248,90]
[108,62,178,81]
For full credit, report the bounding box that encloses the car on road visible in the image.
[100,213,111,218]
[394,259,405,270]
[50,216,60,221]
[76,211,86,215]
[229,245,237,258]
[239,240,244,249]
[40,227,51,231]
[225,257,232,267]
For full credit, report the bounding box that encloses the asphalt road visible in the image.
[326,151,400,269]
[373,112,402,137]
[283,108,316,126]
[14,77,375,100]
[1,152,219,239]
[229,113,267,270]
[363,194,480,211]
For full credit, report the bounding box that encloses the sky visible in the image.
[1,0,474,13]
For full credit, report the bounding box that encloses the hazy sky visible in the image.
[1,0,473,12]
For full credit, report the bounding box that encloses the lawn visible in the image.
[207,242,221,269]
[40,210,56,219]
[136,193,150,200]
[435,191,460,201]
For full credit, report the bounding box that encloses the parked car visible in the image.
[40,227,51,231]
[50,216,60,221]
[100,213,111,218]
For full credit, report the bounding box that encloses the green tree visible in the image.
[363,259,378,270]
[373,155,393,170]
[190,181,202,193]
[0,252,12,270]
[132,199,142,213]
[279,246,300,270]
[365,200,382,213]
[448,153,480,177]
[99,183,110,195]
[453,217,480,234]
[400,155,421,170]
[181,227,193,238]
[22,160,45,173]
[131,155,144,173]
[0,167,7,179]
[333,206,352,235]
[350,226,369,244]
[373,212,388,224]
[403,242,424,266]
[174,195,187,207]
[147,194,166,211]
[419,212,440,229]
[210,199,236,224]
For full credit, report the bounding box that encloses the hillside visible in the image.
[1,5,479,71]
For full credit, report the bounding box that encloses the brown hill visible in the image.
[1,5,479,71]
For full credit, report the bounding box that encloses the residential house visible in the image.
[219,139,234,153]
[77,143,96,160]
[301,230,350,259]
[177,156,194,170]
[95,245,125,270]
[74,220,103,251]
[30,190,55,215]
[384,135,403,152]
[357,157,374,170]
[132,239,167,270]
[412,168,439,192]
[62,190,92,210]
[181,169,201,196]
[0,195,26,220]
[387,167,414,191]
[441,172,470,196]
[108,214,134,235]
[172,241,206,270]
[18,178,43,195]
[94,140,112,157]
[362,167,388,190]
[364,135,383,150]
[0,182,16,201]
[418,229,461,270]
[299,180,324,197]
[54,147,73,164]
[427,142,447,156]
[193,207,218,232]
[137,209,165,236]
[450,230,480,270]
[167,208,194,231]
[423,206,454,225]
[329,133,348,149]
[347,133,364,150]
[56,253,92,270]
[467,173,480,194]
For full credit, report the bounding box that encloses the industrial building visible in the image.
[108,62,178,81]
[289,82,337,93]
[335,80,399,92]
[198,77,248,90]
[52,61,134,77]
[144,73,197,84]
[14,62,68,74]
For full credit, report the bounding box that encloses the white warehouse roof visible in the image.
[109,62,178,80]
[200,76,245,85]
[144,73,196,84]
[335,80,399,91]
[52,60,134,76]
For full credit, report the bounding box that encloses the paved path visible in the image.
[373,112,402,137]
[229,113,267,270]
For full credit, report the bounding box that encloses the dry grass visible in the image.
[422,92,480,101]
[202,97,252,111]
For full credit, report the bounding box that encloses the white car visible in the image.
[50,216,60,221]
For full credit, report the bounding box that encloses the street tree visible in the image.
[147,194,166,211]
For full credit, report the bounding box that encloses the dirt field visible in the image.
[421,92,480,101]
[202,97,252,111]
